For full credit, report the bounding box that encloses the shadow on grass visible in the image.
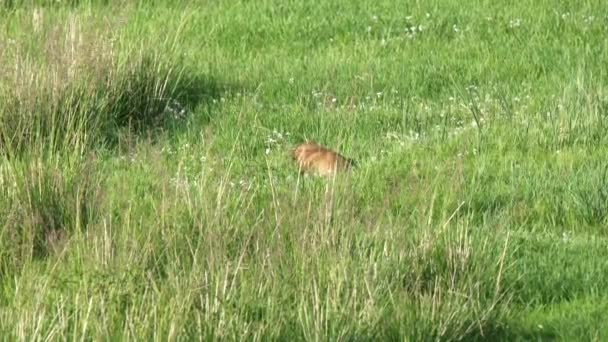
[0,54,243,157]
[375,317,558,341]
[458,321,558,342]
[99,57,241,151]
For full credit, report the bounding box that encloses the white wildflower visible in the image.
[509,18,522,28]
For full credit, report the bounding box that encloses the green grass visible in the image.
[1,0,608,340]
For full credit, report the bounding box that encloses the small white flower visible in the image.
[509,18,522,28]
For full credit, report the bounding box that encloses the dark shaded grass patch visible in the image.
[504,233,608,306]
[0,153,103,275]
[0,53,226,157]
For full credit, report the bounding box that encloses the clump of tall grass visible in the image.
[0,9,187,156]
[0,154,103,271]
[0,9,191,273]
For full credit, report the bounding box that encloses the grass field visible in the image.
[1,0,608,340]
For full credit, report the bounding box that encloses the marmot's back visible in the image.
[292,142,354,176]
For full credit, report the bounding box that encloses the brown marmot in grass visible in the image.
[292,142,356,176]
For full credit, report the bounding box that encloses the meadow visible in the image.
[1,0,608,340]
